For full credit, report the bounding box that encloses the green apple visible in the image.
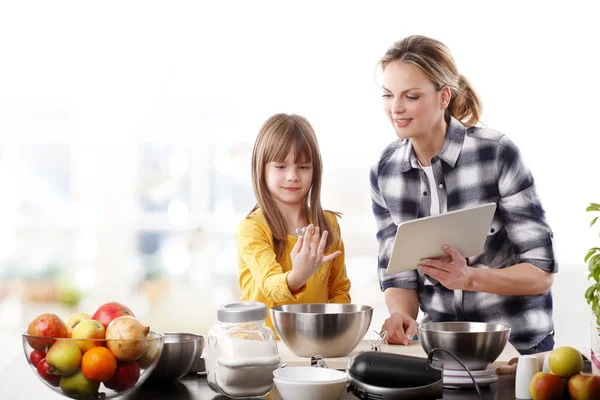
[60,369,100,399]
[71,319,105,353]
[46,340,82,375]
[66,312,91,334]
[549,346,584,379]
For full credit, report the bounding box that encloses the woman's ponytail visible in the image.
[448,74,482,128]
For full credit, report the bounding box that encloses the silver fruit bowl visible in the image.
[417,321,510,370]
[270,304,373,358]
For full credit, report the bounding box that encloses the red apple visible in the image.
[568,373,600,400]
[27,313,68,350]
[103,361,140,391]
[36,358,60,387]
[530,372,564,400]
[29,349,45,368]
[91,302,134,331]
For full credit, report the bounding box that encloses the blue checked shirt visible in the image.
[370,117,557,350]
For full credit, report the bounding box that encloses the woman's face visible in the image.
[381,61,448,140]
[265,148,313,209]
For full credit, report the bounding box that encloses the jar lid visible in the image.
[217,302,267,323]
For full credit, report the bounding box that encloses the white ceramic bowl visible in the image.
[273,367,347,400]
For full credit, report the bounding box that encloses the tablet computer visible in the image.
[386,202,497,274]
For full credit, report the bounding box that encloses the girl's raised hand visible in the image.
[287,224,342,292]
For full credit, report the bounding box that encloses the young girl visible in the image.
[236,113,351,332]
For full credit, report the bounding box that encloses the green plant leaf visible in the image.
[586,285,598,303]
[585,248,600,263]
[593,297,600,317]
[592,216,599,228]
[587,203,600,212]
[589,254,600,274]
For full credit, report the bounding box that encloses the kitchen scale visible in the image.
[346,351,490,399]
[442,366,498,389]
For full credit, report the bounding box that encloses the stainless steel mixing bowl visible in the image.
[417,321,510,371]
[149,332,204,380]
[270,304,373,357]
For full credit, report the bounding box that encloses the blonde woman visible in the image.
[237,113,351,331]
[372,35,556,355]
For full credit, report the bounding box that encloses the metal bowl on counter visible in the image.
[417,321,510,370]
[149,333,204,381]
[270,304,373,358]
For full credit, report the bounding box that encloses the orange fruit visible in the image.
[81,346,117,382]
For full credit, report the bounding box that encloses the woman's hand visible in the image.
[287,224,342,292]
[418,245,472,290]
[381,312,418,345]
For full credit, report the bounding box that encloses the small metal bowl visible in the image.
[417,321,510,370]
[149,332,204,380]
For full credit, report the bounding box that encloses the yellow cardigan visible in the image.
[236,208,351,331]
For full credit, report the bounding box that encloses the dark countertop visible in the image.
[1,352,522,400]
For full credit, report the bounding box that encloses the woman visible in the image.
[371,35,557,355]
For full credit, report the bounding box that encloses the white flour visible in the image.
[203,336,280,397]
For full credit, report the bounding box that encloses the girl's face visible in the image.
[381,60,448,140]
[265,148,313,209]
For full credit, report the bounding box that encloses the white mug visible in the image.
[515,355,539,399]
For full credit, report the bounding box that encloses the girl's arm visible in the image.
[237,219,308,302]
[327,220,351,303]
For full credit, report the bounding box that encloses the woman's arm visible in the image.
[384,287,419,319]
[496,136,557,275]
[419,136,557,295]
[370,163,419,293]
[419,245,554,295]
[382,288,419,345]
[467,263,553,295]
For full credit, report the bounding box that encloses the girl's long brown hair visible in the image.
[249,113,339,260]
[379,35,482,127]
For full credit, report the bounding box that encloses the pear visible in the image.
[46,340,82,376]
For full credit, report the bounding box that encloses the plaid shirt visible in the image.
[370,117,557,350]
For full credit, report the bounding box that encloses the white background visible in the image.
[0,0,599,368]
[1,1,598,262]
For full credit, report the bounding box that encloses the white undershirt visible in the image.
[421,165,440,216]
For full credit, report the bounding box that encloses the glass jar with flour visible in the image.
[202,302,281,398]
